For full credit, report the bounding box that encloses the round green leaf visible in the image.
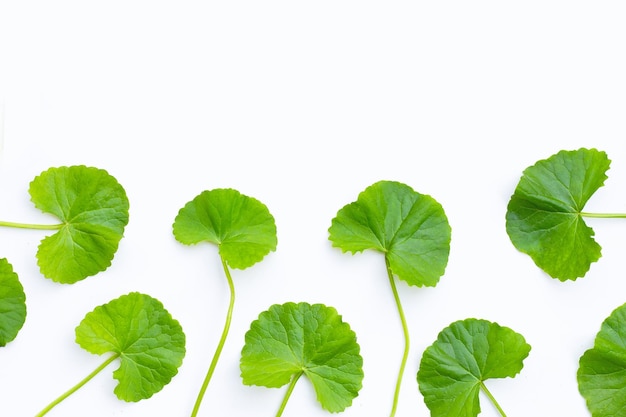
[172,188,277,269]
[417,318,531,417]
[240,302,364,413]
[578,302,626,416]
[29,165,130,283]
[0,258,26,347]
[505,148,610,280]
[328,180,451,287]
[75,292,186,402]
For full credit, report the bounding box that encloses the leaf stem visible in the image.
[0,220,63,230]
[275,371,303,417]
[34,353,119,417]
[385,255,410,417]
[580,212,626,219]
[190,256,236,417]
[480,381,507,417]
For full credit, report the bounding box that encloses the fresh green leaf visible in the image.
[32,165,130,283]
[578,302,626,416]
[173,188,277,417]
[505,148,613,280]
[36,292,185,416]
[328,180,451,417]
[0,165,130,284]
[75,292,186,401]
[328,180,451,287]
[240,302,363,416]
[173,188,277,269]
[417,318,531,417]
[0,258,26,347]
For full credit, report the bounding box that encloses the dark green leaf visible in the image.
[505,148,609,280]
[417,318,531,417]
[240,302,364,413]
[0,258,26,347]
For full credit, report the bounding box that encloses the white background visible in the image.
[1,2,626,416]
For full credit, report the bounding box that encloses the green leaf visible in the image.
[328,180,451,416]
[578,302,626,416]
[75,292,186,402]
[505,148,610,280]
[0,258,26,347]
[417,318,531,417]
[173,188,277,417]
[29,165,130,283]
[328,180,451,287]
[240,302,364,414]
[172,188,277,269]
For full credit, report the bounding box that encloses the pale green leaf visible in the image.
[578,302,626,416]
[29,165,130,283]
[240,302,364,413]
[172,188,277,269]
[75,292,186,402]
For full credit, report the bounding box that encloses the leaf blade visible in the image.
[0,258,26,347]
[75,292,186,402]
[578,302,626,416]
[29,165,130,283]
[417,318,531,417]
[240,302,364,413]
[505,148,609,280]
[172,188,277,269]
[328,180,451,287]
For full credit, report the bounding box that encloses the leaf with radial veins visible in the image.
[328,180,451,287]
[0,258,26,347]
[29,165,130,283]
[417,318,531,417]
[172,188,277,269]
[75,292,186,402]
[505,148,610,281]
[240,302,364,413]
[578,302,626,417]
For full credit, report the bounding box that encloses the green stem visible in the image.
[0,220,63,230]
[385,256,410,417]
[275,371,303,417]
[190,256,236,417]
[35,353,119,417]
[480,381,507,417]
[580,212,626,219]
